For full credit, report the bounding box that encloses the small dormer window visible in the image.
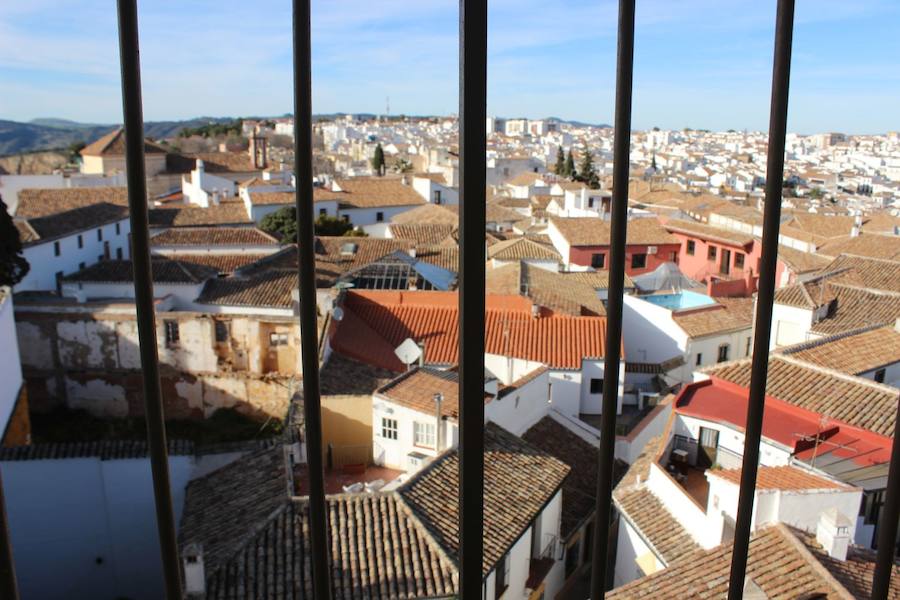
[341,242,358,256]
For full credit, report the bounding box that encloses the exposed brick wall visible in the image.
[2,386,32,447]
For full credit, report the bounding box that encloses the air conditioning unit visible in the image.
[407,451,429,473]
[647,246,658,254]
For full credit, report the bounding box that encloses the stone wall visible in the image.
[15,309,298,421]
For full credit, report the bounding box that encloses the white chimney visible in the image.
[894,317,900,334]
[850,225,860,238]
[183,543,206,596]
[816,508,851,561]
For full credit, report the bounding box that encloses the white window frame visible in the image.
[413,421,436,448]
[381,417,398,440]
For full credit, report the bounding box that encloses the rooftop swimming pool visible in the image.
[643,289,716,310]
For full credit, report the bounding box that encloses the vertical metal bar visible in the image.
[589,0,635,597]
[458,0,487,596]
[0,470,19,600]
[871,396,900,600]
[726,0,794,597]
[115,1,182,597]
[292,0,332,597]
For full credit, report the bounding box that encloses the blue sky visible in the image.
[0,0,897,133]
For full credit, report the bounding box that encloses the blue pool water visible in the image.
[643,290,716,310]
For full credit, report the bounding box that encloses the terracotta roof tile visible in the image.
[607,524,850,599]
[487,237,561,261]
[704,355,897,436]
[816,233,900,261]
[63,258,218,284]
[672,297,754,338]
[795,528,900,599]
[521,416,603,539]
[376,367,489,421]
[16,202,129,245]
[80,128,167,156]
[148,203,252,227]
[399,422,569,574]
[15,187,128,218]
[486,262,605,316]
[559,270,636,290]
[777,244,831,273]
[204,495,457,600]
[389,223,456,245]
[332,177,426,209]
[550,216,679,246]
[168,151,256,174]
[151,227,279,247]
[665,218,754,246]
[390,203,458,226]
[179,446,291,576]
[332,290,608,371]
[708,465,852,491]
[820,254,900,293]
[785,325,900,375]
[613,486,701,564]
[197,271,297,308]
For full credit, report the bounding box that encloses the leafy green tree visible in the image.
[554,147,565,175]
[315,215,367,237]
[0,196,30,287]
[564,149,575,179]
[259,206,299,242]
[67,141,86,162]
[259,206,368,241]
[393,158,413,173]
[371,144,385,175]
[575,149,600,189]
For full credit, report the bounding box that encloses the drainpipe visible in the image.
[434,393,444,451]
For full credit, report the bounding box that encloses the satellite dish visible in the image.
[332,307,344,322]
[394,338,422,367]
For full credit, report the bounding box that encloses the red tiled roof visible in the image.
[331,290,608,371]
[674,377,892,469]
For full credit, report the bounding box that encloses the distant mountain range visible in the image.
[0,117,236,156]
[0,114,611,156]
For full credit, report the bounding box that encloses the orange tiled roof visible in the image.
[331,290,608,371]
[550,216,679,247]
[80,128,167,156]
[708,465,852,491]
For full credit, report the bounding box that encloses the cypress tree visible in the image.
[554,147,565,175]
[564,149,575,179]
[577,149,600,189]
[371,143,385,175]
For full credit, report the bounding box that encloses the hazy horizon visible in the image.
[1,1,898,134]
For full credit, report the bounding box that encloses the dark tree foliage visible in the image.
[554,147,565,175]
[259,206,367,241]
[575,149,600,189]
[564,149,576,179]
[259,206,298,242]
[371,143,386,175]
[0,196,30,287]
[178,119,244,139]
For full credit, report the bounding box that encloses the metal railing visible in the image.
[458,1,488,597]
[0,1,897,599]
[590,0,635,595]
[115,1,182,597]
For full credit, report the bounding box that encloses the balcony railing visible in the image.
[0,0,897,599]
